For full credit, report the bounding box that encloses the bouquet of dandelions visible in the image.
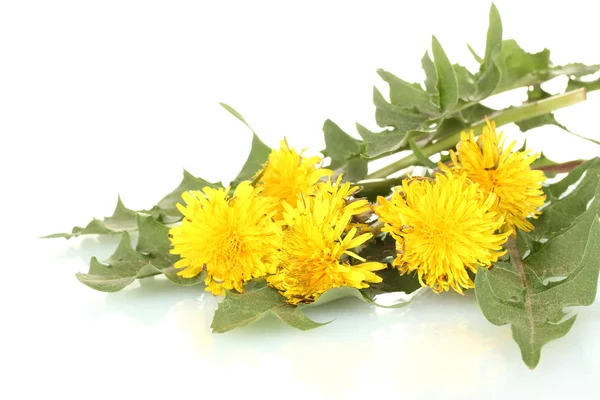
[47,4,600,369]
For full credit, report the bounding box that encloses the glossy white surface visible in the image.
[2,1,600,398]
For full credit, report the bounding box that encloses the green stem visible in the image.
[366,88,587,179]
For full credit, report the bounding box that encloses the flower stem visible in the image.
[366,88,587,179]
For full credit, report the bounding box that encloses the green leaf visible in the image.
[356,123,409,159]
[231,132,272,186]
[323,120,361,160]
[453,64,477,102]
[533,158,600,238]
[157,170,222,223]
[211,285,328,333]
[211,267,418,332]
[476,160,600,368]
[219,103,273,187]
[75,215,203,292]
[46,171,222,238]
[76,232,150,292]
[568,76,600,92]
[467,43,484,64]
[497,40,550,90]
[421,51,438,95]
[43,196,137,239]
[431,36,458,113]
[331,154,369,183]
[376,69,439,115]
[473,3,503,100]
[323,120,368,182]
[408,139,438,169]
[219,102,254,130]
[373,87,432,131]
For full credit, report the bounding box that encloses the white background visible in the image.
[1,1,599,398]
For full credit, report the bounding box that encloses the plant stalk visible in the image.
[366,88,587,179]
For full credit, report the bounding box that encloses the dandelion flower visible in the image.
[445,120,546,234]
[268,178,385,304]
[256,139,332,218]
[169,181,281,295]
[375,172,510,294]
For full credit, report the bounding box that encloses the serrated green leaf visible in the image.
[323,119,361,160]
[44,196,137,239]
[431,36,458,113]
[323,120,368,182]
[356,123,408,159]
[211,285,328,333]
[75,215,202,292]
[473,3,503,100]
[532,158,600,238]
[453,64,477,102]
[211,269,418,332]
[567,76,600,92]
[373,87,432,131]
[47,170,222,238]
[157,170,222,223]
[219,103,273,187]
[497,40,549,90]
[231,132,272,186]
[76,231,151,292]
[408,139,438,169]
[475,166,600,368]
[421,51,438,95]
[377,69,439,116]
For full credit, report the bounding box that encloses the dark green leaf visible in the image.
[431,36,458,113]
[533,158,600,238]
[476,160,600,368]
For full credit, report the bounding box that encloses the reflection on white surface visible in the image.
[2,236,597,399]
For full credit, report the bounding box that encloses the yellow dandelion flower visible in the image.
[445,120,546,234]
[169,181,282,295]
[267,178,385,304]
[256,139,333,217]
[374,172,510,294]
